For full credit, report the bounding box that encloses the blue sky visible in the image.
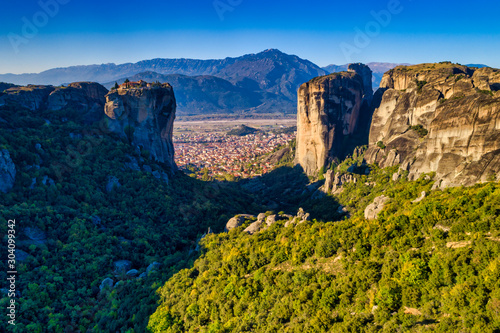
[0,0,499,74]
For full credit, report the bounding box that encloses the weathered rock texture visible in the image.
[47,82,108,123]
[366,63,500,187]
[0,82,108,123]
[104,83,177,171]
[295,64,373,176]
[364,195,389,220]
[322,170,357,194]
[348,63,374,104]
[0,149,16,193]
[225,214,255,232]
[0,85,55,110]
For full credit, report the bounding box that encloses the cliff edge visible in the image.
[104,82,177,172]
[295,64,373,176]
[365,63,500,187]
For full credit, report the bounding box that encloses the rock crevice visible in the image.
[366,63,500,187]
[295,64,373,176]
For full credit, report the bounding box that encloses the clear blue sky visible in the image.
[0,0,499,74]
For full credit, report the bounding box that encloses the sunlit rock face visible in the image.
[104,82,177,171]
[365,63,500,187]
[295,64,373,176]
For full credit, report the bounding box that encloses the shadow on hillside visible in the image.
[237,165,345,222]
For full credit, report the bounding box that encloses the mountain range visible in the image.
[0,49,489,115]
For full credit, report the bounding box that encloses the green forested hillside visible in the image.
[2,102,500,333]
[149,162,500,332]
[0,105,262,332]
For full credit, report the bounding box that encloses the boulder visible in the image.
[16,250,30,262]
[256,213,266,223]
[114,260,132,273]
[0,149,16,193]
[296,208,311,223]
[225,214,254,232]
[243,220,263,235]
[23,227,47,245]
[364,195,390,220]
[322,171,356,194]
[41,175,55,187]
[99,278,114,291]
[126,269,138,277]
[146,262,161,274]
[265,215,277,226]
[124,155,141,171]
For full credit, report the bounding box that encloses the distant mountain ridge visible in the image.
[104,72,270,116]
[0,49,327,115]
[2,50,481,115]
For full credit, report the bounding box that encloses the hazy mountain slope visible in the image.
[0,49,325,90]
[0,60,234,86]
[0,49,326,115]
[104,72,270,115]
[216,49,327,101]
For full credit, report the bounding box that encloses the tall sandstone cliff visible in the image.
[104,83,177,171]
[365,63,500,187]
[295,64,373,176]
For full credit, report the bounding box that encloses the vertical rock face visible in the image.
[0,85,55,110]
[0,83,108,124]
[295,64,372,176]
[348,63,373,104]
[47,82,108,123]
[366,63,500,187]
[0,149,16,193]
[104,83,177,171]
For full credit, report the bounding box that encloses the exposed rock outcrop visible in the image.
[322,170,357,194]
[47,82,108,123]
[412,191,426,203]
[243,214,264,235]
[364,195,389,220]
[348,63,374,104]
[225,214,255,232]
[0,85,55,110]
[114,260,132,274]
[104,83,177,171]
[146,262,161,274]
[100,278,114,291]
[366,63,500,187]
[0,149,16,193]
[0,82,108,125]
[295,64,373,176]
